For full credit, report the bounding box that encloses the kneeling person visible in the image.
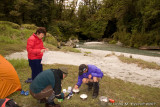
[30,67,68,107]
[74,64,103,98]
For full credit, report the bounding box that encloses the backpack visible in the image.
[0,98,19,107]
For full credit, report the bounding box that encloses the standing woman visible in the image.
[26,27,48,83]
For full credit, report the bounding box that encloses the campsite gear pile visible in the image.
[99,96,115,106]
[99,96,109,106]
[63,86,74,100]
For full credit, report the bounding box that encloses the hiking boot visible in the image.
[92,82,99,99]
[25,78,32,83]
[25,79,32,83]
[86,82,93,91]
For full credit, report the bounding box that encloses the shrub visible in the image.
[109,40,117,44]
[21,24,37,30]
[45,34,58,46]
[0,21,20,29]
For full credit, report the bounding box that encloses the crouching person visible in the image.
[29,67,68,107]
[74,64,103,98]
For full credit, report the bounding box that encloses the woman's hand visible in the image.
[74,85,79,89]
[88,74,92,79]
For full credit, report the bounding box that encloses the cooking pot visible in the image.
[80,94,88,100]
[72,88,80,94]
[99,96,109,106]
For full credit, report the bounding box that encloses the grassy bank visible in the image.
[118,55,160,70]
[8,59,160,107]
[0,21,81,56]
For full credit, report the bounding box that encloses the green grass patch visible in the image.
[8,59,29,69]
[7,60,160,107]
[0,36,21,44]
[43,42,59,51]
[61,46,81,53]
[84,51,91,56]
[118,55,160,70]
[84,51,91,54]
[0,42,26,56]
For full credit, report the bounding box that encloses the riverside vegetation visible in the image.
[0,0,160,48]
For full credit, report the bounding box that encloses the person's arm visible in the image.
[41,41,46,49]
[76,75,83,88]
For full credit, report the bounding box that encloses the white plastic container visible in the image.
[63,89,67,93]
[68,86,72,93]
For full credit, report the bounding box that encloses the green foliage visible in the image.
[8,59,29,69]
[45,34,58,46]
[56,21,76,41]
[109,40,117,44]
[0,36,21,44]
[0,21,20,29]
[21,24,37,30]
[69,35,78,40]
[0,0,160,48]
[113,32,131,46]
[0,21,35,41]
[80,18,107,40]
[61,46,81,53]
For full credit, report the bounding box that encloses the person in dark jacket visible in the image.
[74,64,103,98]
[29,67,68,107]
[26,27,48,83]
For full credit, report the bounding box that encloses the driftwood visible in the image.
[139,46,160,50]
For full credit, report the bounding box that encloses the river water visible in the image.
[79,43,160,57]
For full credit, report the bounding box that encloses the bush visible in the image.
[0,21,20,29]
[113,32,131,46]
[21,24,37,30]
[109,40,117,44]
[0,22,35,40]
[45,34,58,46]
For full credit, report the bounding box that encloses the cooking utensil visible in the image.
[80,94,88,100]
[72,88,80,94]
[99,96,109,106]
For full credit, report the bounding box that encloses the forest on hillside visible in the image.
[0,0,160,48]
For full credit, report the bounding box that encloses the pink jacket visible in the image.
[27,33,45,60]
